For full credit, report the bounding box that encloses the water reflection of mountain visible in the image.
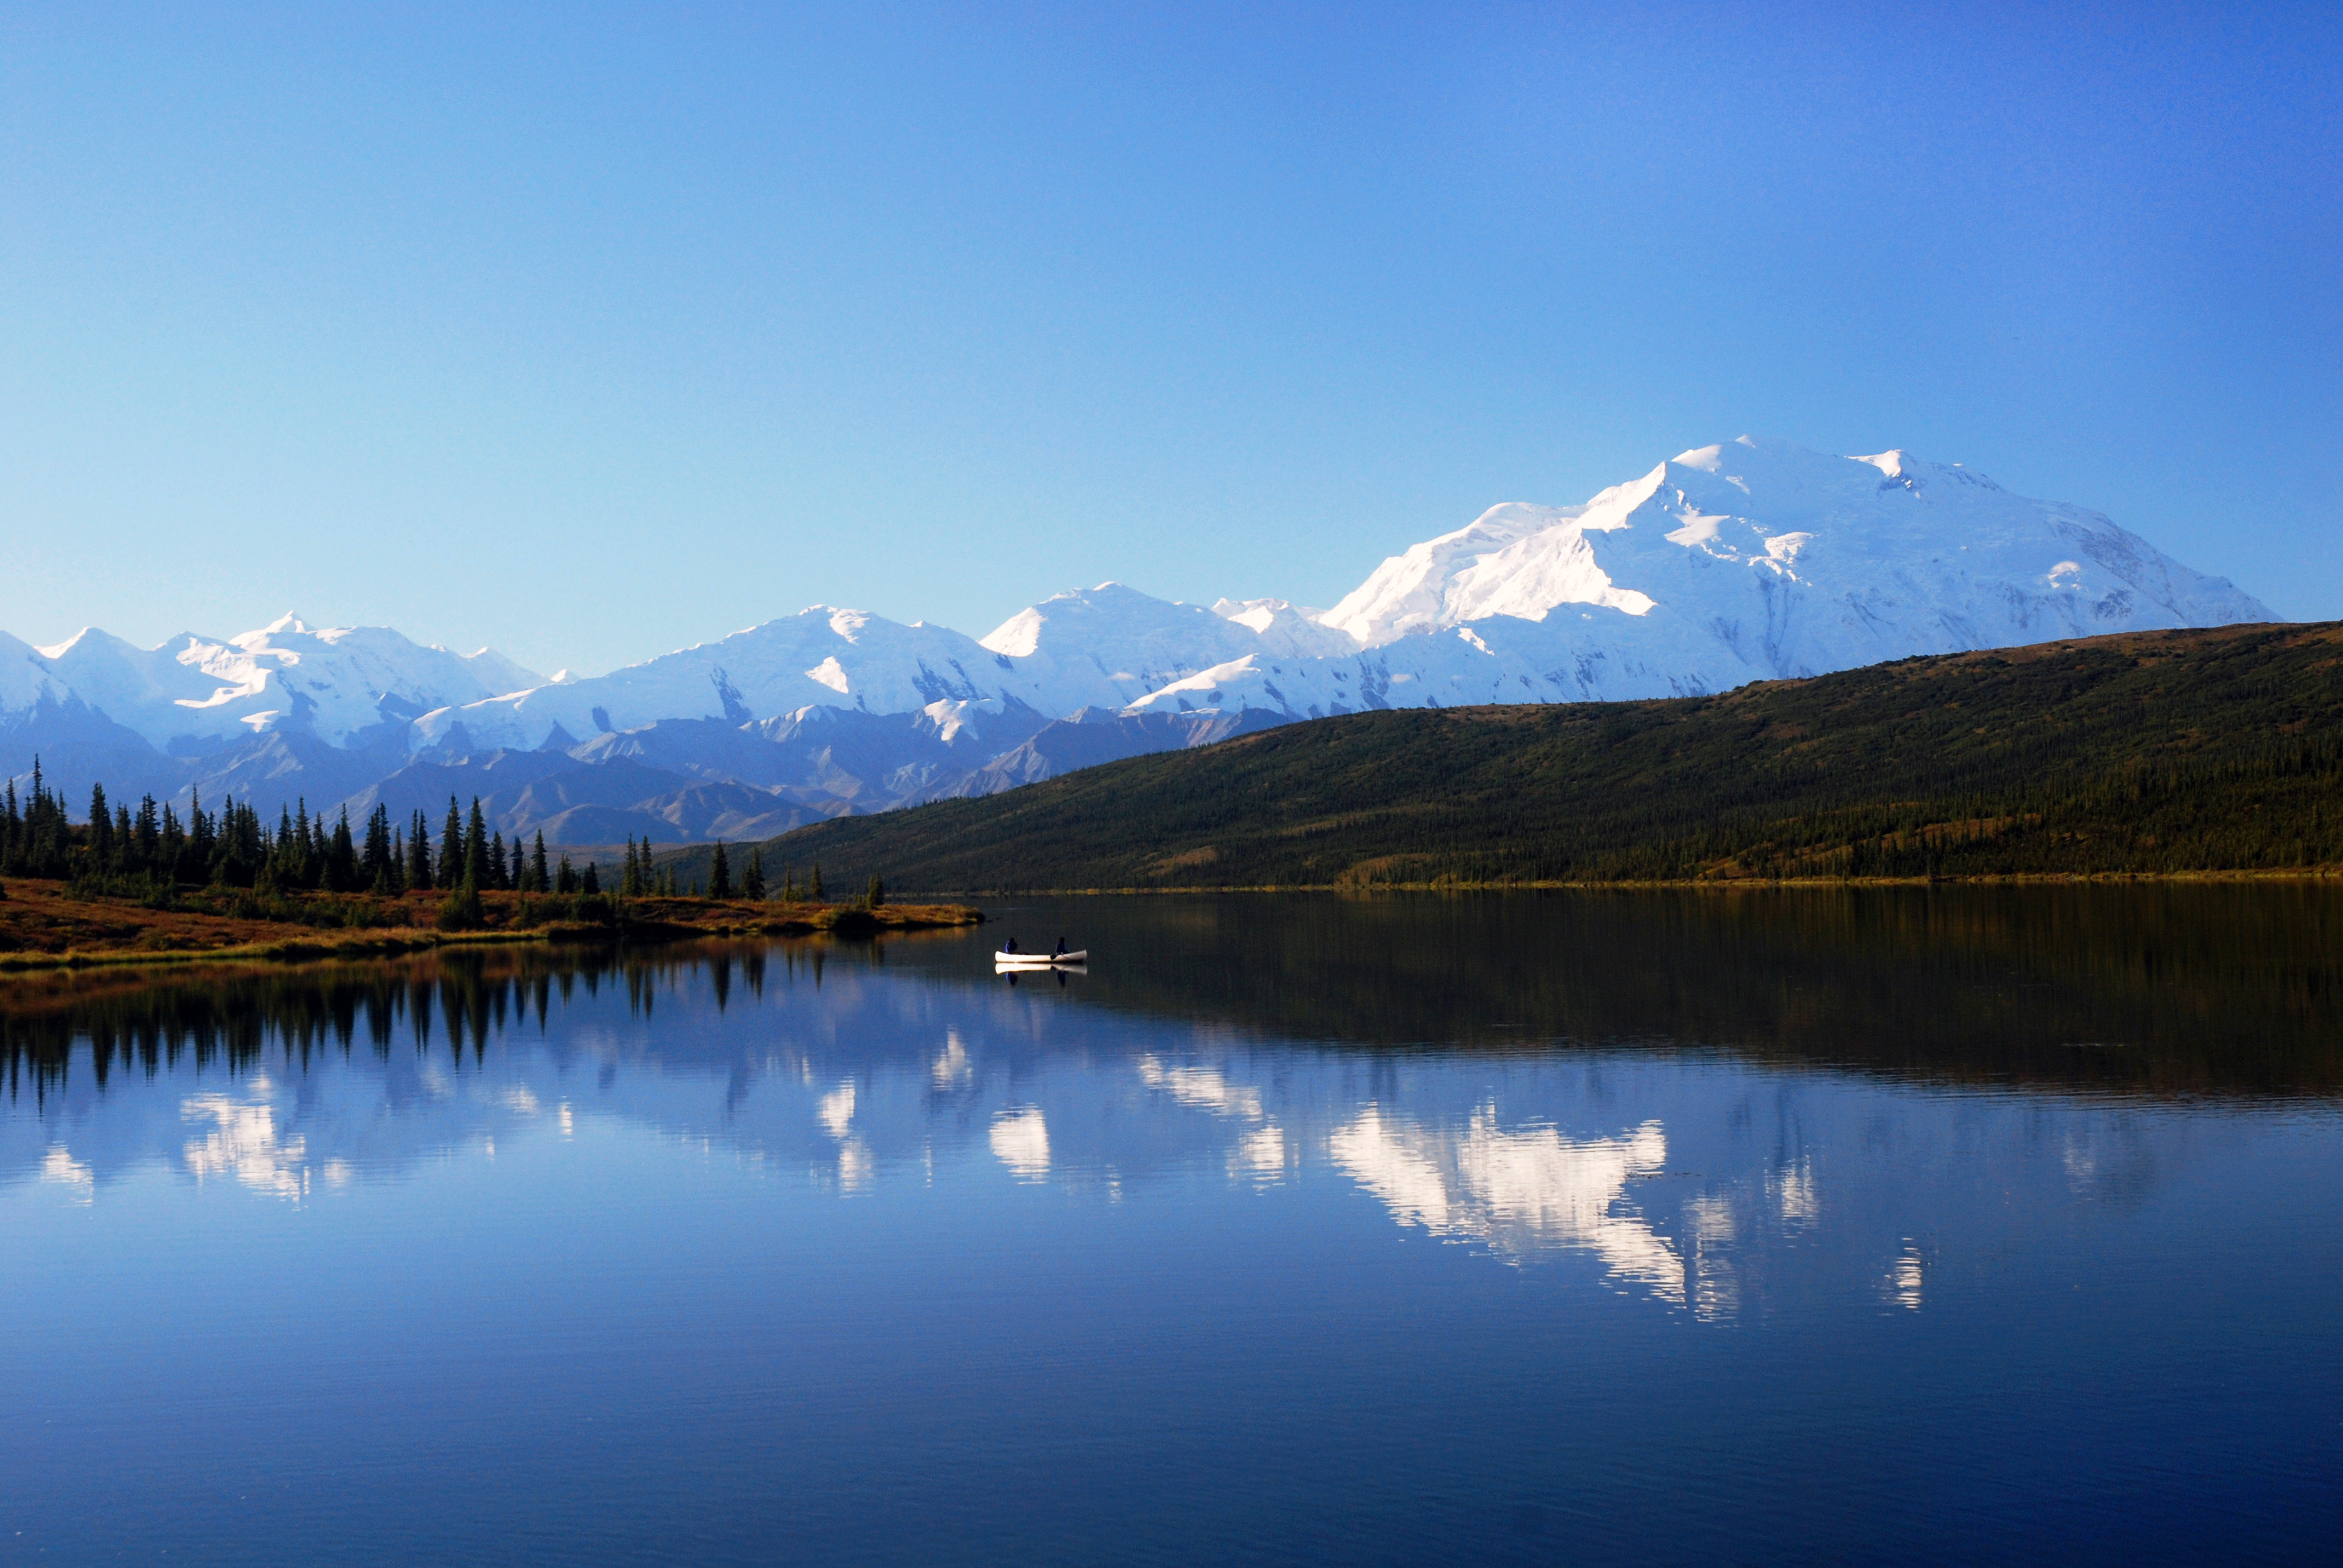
[0,943,1297,1195]
[2,923,2307,1322]
[978,886,2343,1098]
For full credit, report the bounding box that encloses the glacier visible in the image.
[0,438,2274,843]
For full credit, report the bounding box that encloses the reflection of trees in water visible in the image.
[0,941,862,1105]
[1017,885,2343,1099]
[5,885,2342,1105]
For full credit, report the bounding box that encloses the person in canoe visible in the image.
[1003,936,1019,954]
[1054,936,1067,956]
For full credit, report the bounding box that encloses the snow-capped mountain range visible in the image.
[1,438,2274,843]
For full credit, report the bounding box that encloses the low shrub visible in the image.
[436,885,485,932]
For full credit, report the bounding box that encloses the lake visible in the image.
[4,887,2340,1564]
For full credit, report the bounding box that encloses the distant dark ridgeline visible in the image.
[692,621,2343,891]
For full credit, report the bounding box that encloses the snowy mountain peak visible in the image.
[32,627,124,661]
[1312,436,2271,665]
[462,646,548,697]
[981,583,1191,659]
[1321,488,1672,648]
[980,607,1046,658]
[8,615,549,752]
[1,433,2281,843]
[237,612,317,647]
[1319,503,1555,645]
[1852,449,1916,482]
[1212,598,1363,659]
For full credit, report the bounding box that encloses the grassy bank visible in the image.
[0,880,981,973]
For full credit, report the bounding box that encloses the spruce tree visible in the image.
[205,796,235,886]
[330,808,358,892]
[531,831,550,894]
[87,784,111,869]
[160,805,185,886]
[809,863,824,901]
[289,799,312,886]
[408,809,434,891]
[581,860,599,893]
[362,805,393,886]
[708,841,733,900]
[741,849,765,901]
[187,787,214,883]
[440,799,464,888]
[464,799,489,889]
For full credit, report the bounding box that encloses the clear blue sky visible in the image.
[4,2,2336,676]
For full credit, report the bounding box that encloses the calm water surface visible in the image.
[3,888,2340,1564]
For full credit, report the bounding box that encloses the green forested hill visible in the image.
[669,622,2343,892]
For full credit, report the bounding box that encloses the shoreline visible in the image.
[5,868,2332,972]
[0,881,983,975]
[869,867,2343,896]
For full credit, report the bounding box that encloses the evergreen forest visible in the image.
[0,773,614,899]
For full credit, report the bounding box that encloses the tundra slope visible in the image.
[695,621,2343,893]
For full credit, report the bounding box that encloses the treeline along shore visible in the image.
[675,621,2343,893]
[0,771,971,969]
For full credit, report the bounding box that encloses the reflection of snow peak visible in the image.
[1887,1243,1925,1310]
[815,1080,873,1191]
[182,1091,310,1199]
[1774,1159,1818,1226]
[1231,1124,1289,1181]
[1330,1105,1680,1294]
[1136,1055,1264,1120]
[1137,1055,1290,1186]
[989,1107,1050,1181]
[931,1030,972,1090]
[818,1081,857,1138]
[40,1146,94,1200]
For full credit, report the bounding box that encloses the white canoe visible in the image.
[995,950,1087,966]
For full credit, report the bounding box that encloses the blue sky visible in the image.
[3,2,2336,676]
